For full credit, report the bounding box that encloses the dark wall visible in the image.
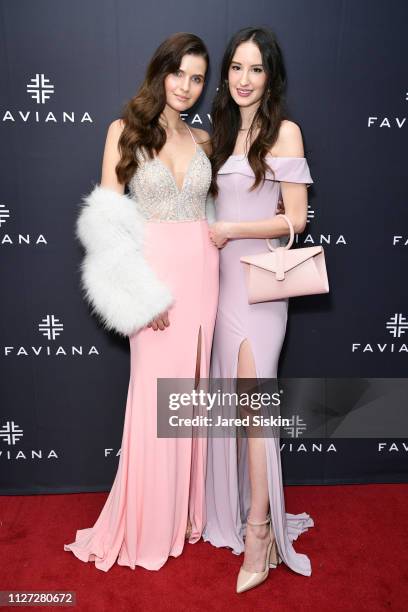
[1,0,407,493]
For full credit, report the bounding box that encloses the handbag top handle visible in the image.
[266,214,295,251]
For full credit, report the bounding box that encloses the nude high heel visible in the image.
[236,515,281,594]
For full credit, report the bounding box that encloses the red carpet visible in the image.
[1,484,407,611]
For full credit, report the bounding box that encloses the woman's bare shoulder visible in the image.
[108,118,125,135]
[268,119,305,157]
[100,119,126,192]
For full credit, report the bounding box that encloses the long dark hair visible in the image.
[210,27,289,197]
[116,32,209,185]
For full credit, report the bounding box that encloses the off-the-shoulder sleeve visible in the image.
[265,157,313,186]
[218,156,313,187]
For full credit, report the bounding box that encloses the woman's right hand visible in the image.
[147,311,170,331]
[208,221,230,249]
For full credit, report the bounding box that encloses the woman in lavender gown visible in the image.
[203,27,315,593]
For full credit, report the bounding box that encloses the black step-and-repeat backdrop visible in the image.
[1,0,407,494]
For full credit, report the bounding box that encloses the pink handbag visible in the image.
[240,214,329,303]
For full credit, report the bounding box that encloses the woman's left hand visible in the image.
[209,221,230,249]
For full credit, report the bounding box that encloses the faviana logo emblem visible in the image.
[38,314,64,340]
[0,420,23,445]
[307,203,315,223]
[0,420,59,461]
[386,313,408,338]
[283,415,307,438]
[26,73,55,104]
[3,315,100,357]
[0,205,47,247]
[3,76,93,124]
[0,204,10,227]
[351,313,408,353]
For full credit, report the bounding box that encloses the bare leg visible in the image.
[237,339,274,572]
[186,327,203,539]
[194,326,202,391]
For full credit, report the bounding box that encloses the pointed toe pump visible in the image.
[236,515,281,594]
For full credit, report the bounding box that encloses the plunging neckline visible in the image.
[154,148,200,195]
[153,122,200,195]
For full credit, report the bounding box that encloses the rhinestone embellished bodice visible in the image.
[128,142,212,222]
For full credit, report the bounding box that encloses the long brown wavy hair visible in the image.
[209,27,290,197]
[116,32,209,186]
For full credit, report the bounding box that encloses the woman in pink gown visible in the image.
[204,27,314,592]
[64,33,219,571]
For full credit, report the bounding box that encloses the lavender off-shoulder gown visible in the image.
[203,155,315,577]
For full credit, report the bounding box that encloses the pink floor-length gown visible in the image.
[64,126,219,571]
[203,154,315,576]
